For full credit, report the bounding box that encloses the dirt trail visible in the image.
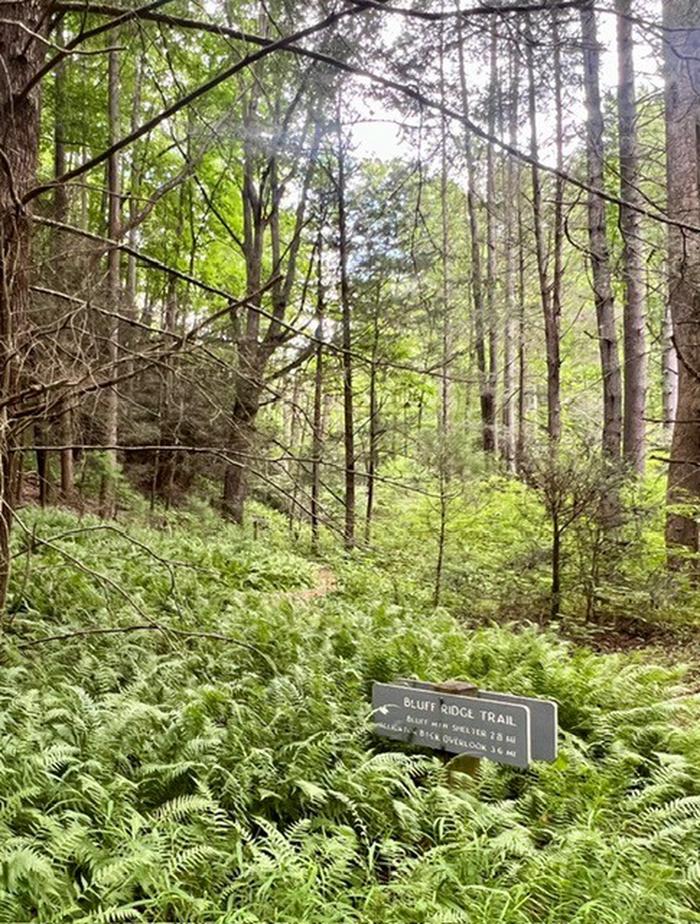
[279,566,337,603]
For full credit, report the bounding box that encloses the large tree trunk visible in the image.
[662,298,678,432]
[223,347,263,523]
[53,21,74,499]
[222,103,263,524]
[663,0,700,559]
[616,0,647,473]
[580,2,623,461]
[0,1,48,612]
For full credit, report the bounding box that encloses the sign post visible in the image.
[372,678,557,772]
[433,680,481,781]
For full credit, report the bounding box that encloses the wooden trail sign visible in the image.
[372,679,558,769]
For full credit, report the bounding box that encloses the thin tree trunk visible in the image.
[99,45,121,518]
[502,48,519,473]
[552,11,565,444]
[337,116,355,551]
[311,240,324,552]
[551,516,561,620]
[485,21,499,455]
[435,27,451,605]
[154,275,178,506]
[580,1,623,461]
[516,149,528,471]
[616,0,647,473]
[663,0,700,559]
[526,24,561,447]
[287,373,301,532]
[457,24,492,453]
[365,292,381,544]
[124,54,144,395]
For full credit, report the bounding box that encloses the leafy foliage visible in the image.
[1,507,699,922]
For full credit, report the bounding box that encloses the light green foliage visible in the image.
[1,507,700,921]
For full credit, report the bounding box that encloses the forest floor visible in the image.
[5,501,700,922]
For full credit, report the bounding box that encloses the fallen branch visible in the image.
[13,623,277,671]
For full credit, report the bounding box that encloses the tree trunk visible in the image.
[35,422,50,507]
[221,75,319,525]
[580,1,623,461]
[311,242,324,552]
[365,292,381,544]
[616,0,647,473]
[54,21,74,498]
[551,11,565,445]
[154,275,179,506]
[223,352,263,523]
[124,53,144,396]
[435,27,451,605]
[287,373,301,533]
[485,21,499,455]
[99,45,121,518]
[337,118,355,551]
[662,298,678,431]
[516,149,528,471]
[502,48,519,472]
[663,0,700,559]
[457,24,492,453]
[0,1,49,612]
[526,25,561,447]
[551,516,561,620]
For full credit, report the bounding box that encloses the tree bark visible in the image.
[616,0,647,473]
[337,114,355,551]
[516,145,528,471]
[435,26,451,605]
[223,89,264,523]
[526,23,561,447]
[0,1,49,612]
[662,298,678,432]
[663,0,700,558]
[457,23,493,453]
[311,239,324,552]
[551,11,565,445]
[485,21,499,455]
[54,27,75,498]
[502,48,519,472]
[580,1,623,461]
[365,294,380,544]
[99,45,121,518]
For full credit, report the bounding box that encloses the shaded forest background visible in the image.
[2,0,700,629]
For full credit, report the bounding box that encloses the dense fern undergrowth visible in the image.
[2,504,700,922]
